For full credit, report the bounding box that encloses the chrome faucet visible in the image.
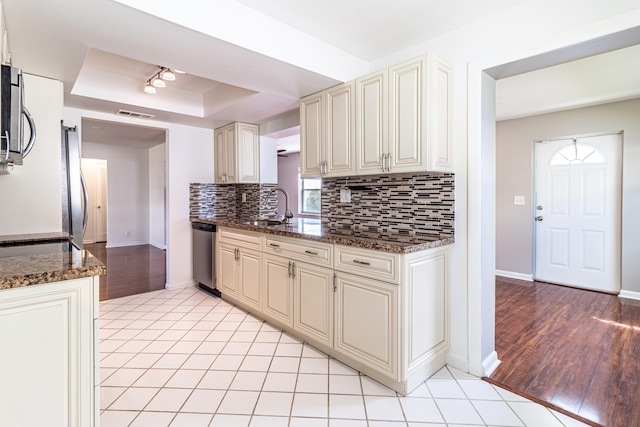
[261,187,294,223]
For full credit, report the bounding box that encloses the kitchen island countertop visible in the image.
[193,217,454,254]
[0,234,106,290]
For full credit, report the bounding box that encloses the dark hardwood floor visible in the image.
[85,243,166,301]
[487,277,640,427]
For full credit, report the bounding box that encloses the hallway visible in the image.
[86,243,166,301]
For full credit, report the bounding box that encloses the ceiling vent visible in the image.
[116,109,155,119]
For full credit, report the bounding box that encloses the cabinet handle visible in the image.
[288,261,292,278]
[269,242,280,248]
[333,272,337,292]
[353,259,371,266]
[291,262,296,278]
[234,248,239,261]
[304,250,318,255]
[382,153,388,173]
[387,154,392,172]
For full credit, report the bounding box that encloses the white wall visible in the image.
[277,152,300,215]
[369,0,640,376]
[64,107,214,290]
[0,74,63,235]
[149,143,166,249]
[82,142,150,247]
[496,98,640,294]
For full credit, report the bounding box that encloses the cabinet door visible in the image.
[0,278,96,427]
[238,248,262,311]
[224,124,237,183]
[294,262,333,347]
[325,82,355,177]
[356,69,387,175]
[262,254,293,327]
[426,55,453,172]
[214,127,227,183]
[404,248,448,369]
[300,92,324,178]
[335,273,398,379]
[389,56,427,173]
[237,123,260,183]
[218,242,239,298]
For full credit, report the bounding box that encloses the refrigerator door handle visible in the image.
[1,131,9,161]
[80,170,88,236]
[21,107,36,158]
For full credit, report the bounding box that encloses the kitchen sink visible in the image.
[242,220,284,226]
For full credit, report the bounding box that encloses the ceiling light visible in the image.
[144,80,156,93]
[161,68,176,81]
[151,75,165,88]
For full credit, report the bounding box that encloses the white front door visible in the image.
[534,133,622,293]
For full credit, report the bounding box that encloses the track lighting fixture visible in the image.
[144,80,156,93]
[143,66,177,93]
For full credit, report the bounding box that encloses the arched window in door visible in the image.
[549,140,604,166]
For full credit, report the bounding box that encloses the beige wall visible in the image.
[496,98,640,293]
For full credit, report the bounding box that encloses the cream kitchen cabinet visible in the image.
[294,261,334,349]
[262,253,294,327]
[217,228,263,311]
[263,235,334,349]
[214,122,260,184]
[334,271,398,378]
[332,244,449,394]
[357,54,452,175]
[0,277,99,427]
[300,81,355,178]
[215,226,449,395]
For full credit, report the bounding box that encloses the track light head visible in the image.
[144,80,156,93]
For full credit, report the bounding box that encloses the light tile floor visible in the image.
[99,287,590,427]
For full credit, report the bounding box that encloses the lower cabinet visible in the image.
[216,227,449,395]
[0,276,99,427]
[218,241,262,312]
[262,254,294,327]
[294,261,334,349]
[334,272,397,379]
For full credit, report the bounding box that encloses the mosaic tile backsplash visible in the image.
[191,172,454,237]
[190,183,280,220]
[321,172,454,237]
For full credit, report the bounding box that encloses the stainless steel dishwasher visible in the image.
[191,222,221,297]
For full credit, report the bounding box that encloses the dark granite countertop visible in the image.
[193,217,454,254]
[0,235,106,290]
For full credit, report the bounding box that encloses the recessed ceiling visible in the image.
[81,118,166,149]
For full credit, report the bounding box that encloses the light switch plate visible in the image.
[514,195,525,205]
[340,189,351,203]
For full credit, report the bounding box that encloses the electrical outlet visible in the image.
[125,230,131,237]
[340,189,351,203]
[514,196,525,205]
[242,193,247,202]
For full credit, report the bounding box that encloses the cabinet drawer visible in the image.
[263,235,332,267]
[334,245,399,284]
[218,227,262,249]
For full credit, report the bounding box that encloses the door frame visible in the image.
[531,131,623,292]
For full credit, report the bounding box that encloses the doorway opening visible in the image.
[81,158,108,244]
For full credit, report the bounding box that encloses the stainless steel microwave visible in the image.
[0,64,36,166]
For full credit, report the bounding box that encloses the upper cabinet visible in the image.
[301,53,452,178]
[300,81,355,178]
[214,122,260,184]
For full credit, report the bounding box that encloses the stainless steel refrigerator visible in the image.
[61,125,88,249]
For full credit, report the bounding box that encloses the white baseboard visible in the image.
[619,290,640,301]
[105,240,148,248]
[166,280,197,290]
[495,270,533,282]
[482,351,501,377]
[149,240,166,250]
